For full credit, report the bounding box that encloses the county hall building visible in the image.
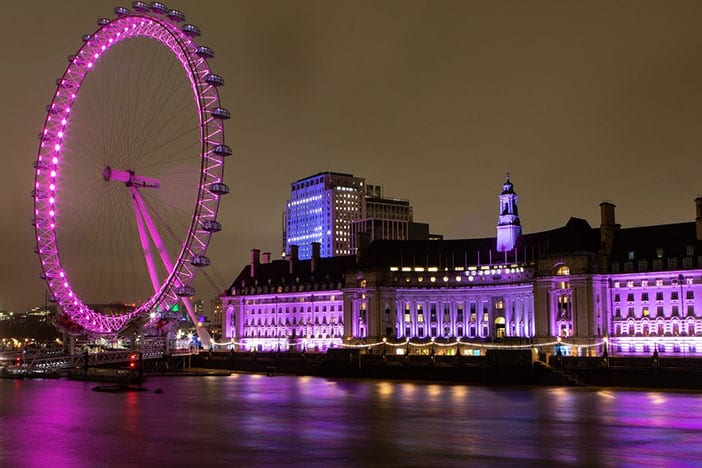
[221,176,702,356]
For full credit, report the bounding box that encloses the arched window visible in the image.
[556,265,570,276]
[495,316,506,338]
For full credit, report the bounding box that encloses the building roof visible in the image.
[291,171,357,185]
[228,255,357,294]
[227,217,702,294]
[357,217,600,268]
[520,217,600,257]
[610,222,701,262]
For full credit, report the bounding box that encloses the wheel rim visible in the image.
[33,9,228,336]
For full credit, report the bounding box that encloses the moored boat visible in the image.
[92,384,149,393]
[67,368,145,384]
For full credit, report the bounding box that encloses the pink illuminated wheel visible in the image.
[32,3,229,345]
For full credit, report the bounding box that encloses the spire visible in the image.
[496,173,521,252]
[501,172,515,195]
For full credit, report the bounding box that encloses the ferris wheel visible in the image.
[32,2,230,347]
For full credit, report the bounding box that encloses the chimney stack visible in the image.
[262,252,271,264]
[289,245,298,274]
[311,242,321,272]
[250,249,260,277]
[600,202,616,228]
[696,198,702,241]
[598,202,620,271]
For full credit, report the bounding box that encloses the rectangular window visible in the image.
[687,291,694,300]
[628,307,635,317]
[627,293,634,302]
[688,305,695,317]
[657,306,664,316]
[672,292,679,301]
[641,293,649,302]
[656,292,664,301]
[642,307,649,317]
[614,294,620,303]
[482,312,489,322]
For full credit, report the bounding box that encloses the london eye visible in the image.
[32,2,230,347]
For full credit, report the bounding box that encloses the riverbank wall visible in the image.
[191,351,702,389]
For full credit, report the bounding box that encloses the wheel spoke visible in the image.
[33,8,228,341]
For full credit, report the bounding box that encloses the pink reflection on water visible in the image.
[2,377,702,466]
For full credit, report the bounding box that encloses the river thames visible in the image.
[1,374,702,466]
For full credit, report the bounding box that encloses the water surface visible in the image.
[1,375,701,466]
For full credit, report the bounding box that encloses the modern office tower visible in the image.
[351,184,415,253]
[284,172,365,260]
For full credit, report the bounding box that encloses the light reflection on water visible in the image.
[1,375,702,466]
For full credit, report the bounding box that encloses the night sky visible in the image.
[2,0,702,313]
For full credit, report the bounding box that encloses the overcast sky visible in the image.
[2,1,702,312]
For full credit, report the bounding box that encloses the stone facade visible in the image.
[222,179,702,356]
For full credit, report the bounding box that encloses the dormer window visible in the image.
[656,248,664,259]
[628,250,635,261]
